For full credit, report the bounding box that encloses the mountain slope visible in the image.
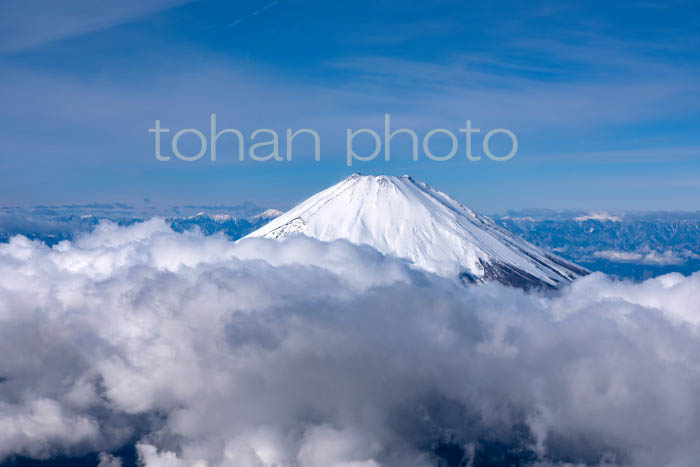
[246,174,588,288]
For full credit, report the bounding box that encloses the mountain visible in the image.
[168,209,281,239]
[0,206,281,247]
[494,212,700,280]
[246,174,588,288]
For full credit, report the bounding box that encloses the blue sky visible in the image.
[0,0,699,212]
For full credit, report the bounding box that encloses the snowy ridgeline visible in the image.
[245,174,587,289]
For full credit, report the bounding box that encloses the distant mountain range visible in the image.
[494,211,700,280]
[2,195,699,282]
[0,205,281,246]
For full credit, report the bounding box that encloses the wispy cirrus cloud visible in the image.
[0,0,698,209]
[228,0,281,28]
[0,0,192,54]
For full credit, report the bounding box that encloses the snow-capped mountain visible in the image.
[246,174,588,288]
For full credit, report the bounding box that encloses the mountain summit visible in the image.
[246,174,588,288]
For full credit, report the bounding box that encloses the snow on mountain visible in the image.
[211,214,234,222]
[246,174,588,288]
[252,208,284,220]
[574,212,622,222]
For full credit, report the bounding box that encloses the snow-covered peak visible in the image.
[574,212,623,222]
[246,174,587,288]
[252,208,284,220]
[212,214,234,222]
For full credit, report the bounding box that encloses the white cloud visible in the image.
[98,452,124,467]
[0,399,98,460]
[574,212,622,222]
[593,249,685,265]
[0,220,700,466]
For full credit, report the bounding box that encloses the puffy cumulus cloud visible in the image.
[0,219,700,466]
[0,398,98,459]
[98,452,124,467]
